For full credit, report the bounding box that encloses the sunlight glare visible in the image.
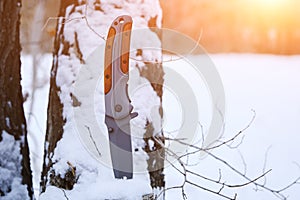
[254,0,286,7]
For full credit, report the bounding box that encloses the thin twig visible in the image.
[42,2,106,41]
[262,145,272,185]
[186,168,271,188]
[129,28,204,64]
[237,149,247,175]
[61,189,70,200]
[159,107,299,200]
[155,138,239,200]
[84,125,102,157]
[206,110,256,151]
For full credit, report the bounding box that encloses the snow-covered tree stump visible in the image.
[41,0,164,199]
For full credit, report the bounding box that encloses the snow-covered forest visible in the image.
[1,0,300,200]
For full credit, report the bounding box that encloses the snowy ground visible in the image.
[164,54,300,200]
[21,54,300,199]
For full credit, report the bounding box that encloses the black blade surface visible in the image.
[105,115,133,179]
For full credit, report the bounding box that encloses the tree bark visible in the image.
[140,37,165,196]
[40,0,75,192]
[0,0,33,199]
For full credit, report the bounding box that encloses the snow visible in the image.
[164,54,300,200]
[15,4,300,200]
[21,53,300,199]
[21,54,52,195]
[0,132,29,200]
[24,1,164,199]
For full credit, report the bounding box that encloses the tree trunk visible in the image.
[40,0,164,199]
[0,0,34,199]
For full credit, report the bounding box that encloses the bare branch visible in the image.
[129,28,204,64]
[84,125,102,157]
[276,177,300,193]
[155,138,240,200]
[186,180,236,200]
[61,189,70,200]
[42,3,106,41]
[262,145,272,185]
[204,151,290,200]
[238,149,247,175]
[157,108,299,200]
[206,109,256,151]
[186,168,271,189]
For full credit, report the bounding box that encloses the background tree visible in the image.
[40,0,164,199]
[0,0,34,199]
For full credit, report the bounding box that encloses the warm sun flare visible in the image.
[253,0,286,7]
